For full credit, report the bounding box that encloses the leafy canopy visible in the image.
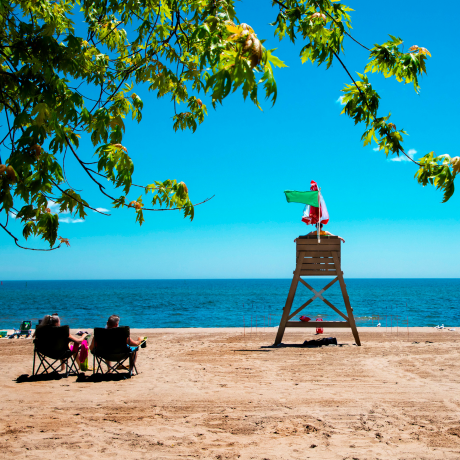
[0,0,456,250]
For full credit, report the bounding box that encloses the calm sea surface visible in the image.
[0,279,459,329]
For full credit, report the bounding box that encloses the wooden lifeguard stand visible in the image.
[274,235,361,346]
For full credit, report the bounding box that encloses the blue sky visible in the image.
[1,0,459,280]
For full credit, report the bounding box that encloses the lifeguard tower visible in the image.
[274,235,361,346]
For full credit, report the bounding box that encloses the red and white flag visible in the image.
[301,180,329,226]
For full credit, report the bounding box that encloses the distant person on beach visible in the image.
[90,315,143,371]
[294,224,345,243]
[50,315,90,370]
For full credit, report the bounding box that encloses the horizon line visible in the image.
[1,278,459,282]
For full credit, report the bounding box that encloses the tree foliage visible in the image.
[0,0,455,249]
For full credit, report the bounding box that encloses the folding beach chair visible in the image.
[8,321,32,339]
[91,327,139,377]
[32,325,79,377]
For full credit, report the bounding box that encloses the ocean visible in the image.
[0,279,459,330]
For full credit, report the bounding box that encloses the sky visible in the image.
[1,0,459,280]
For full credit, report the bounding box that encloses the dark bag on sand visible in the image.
[303,337,337,348]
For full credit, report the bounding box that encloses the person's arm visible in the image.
[128,336,144,347]
[69,333,87,345]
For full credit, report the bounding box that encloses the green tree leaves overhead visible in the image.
[0,0,455,250]
[270,0,453,202]
[0,0,283,249]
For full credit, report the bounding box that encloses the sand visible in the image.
[1,327,460,459]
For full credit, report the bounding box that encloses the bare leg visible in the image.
[68,342,80,371]
[129,351,138,374]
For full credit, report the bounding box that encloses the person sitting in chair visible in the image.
[294,224,345,243]
[33,315,51,338]
[49,315,87,345]
[90,315,143,372]
[49,315,88,371]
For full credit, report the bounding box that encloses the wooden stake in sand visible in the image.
[406,302,409,341]
[274,235,361,346]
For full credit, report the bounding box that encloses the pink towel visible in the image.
[70,340,88,362]
[79,340,88,362]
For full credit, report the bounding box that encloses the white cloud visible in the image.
[48,199,84,223]
[47,200,69,214]
[59,217,84,224]
[94,207,109,213]
[390,148,417,162]
[373,147,380,152]
[9,212,17,219]
[336,96,345,105]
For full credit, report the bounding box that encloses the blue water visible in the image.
[0,279,459,329]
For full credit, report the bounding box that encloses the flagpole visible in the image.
[318,187,321,243]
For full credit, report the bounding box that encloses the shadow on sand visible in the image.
[261,343,350,349]
[16,372,67,383]
[77,373,132,382]
[15,372,132,383]
[232,343,350,352]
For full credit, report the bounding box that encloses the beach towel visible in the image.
[70,339,90,371]
[79,340,89,371]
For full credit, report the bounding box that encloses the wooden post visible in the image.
[274,251,306,345]
[331,251,361,346]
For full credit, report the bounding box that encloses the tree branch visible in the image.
[332,50,420,166]
[49,178,111,216]
[0,221,62,251]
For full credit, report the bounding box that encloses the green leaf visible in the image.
[30,103,50,127]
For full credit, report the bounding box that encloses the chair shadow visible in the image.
[16,372,132,383]
[76,373,132,383]
[16,373,69,383]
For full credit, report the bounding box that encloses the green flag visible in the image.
[284,190,319,207]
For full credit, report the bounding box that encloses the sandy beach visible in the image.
[1,327,460,459]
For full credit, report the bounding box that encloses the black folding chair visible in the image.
[91,327,139,377]
[33,325,79,377]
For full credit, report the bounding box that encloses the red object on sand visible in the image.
[316,318,324,334]
[299,316,311,322]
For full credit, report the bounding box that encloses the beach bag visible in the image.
[303,337,337,347]
[80,356,89,371]
[69,342,85,371]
